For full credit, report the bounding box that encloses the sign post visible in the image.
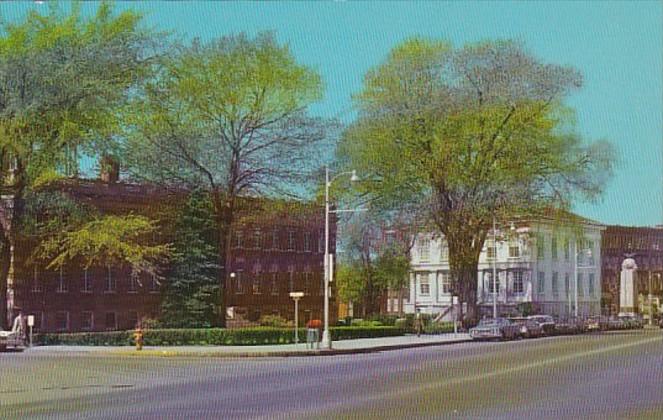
[452,296,458,338]
[27,315,34,347]
[289,292,304,344]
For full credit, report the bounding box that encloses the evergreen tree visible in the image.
[160,190,220,328]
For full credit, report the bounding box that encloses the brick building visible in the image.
[600,225,663,316]
[5,177,336,333]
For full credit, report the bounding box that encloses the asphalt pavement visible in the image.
[2,330,662,419]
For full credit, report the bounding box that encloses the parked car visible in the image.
[618,315,644,329]
[509,317,544,338]
[659,317,663,329]
[527,315,556,336]
[469,318,521,341]
[554,318,583,335]
[569,317,588,334]
[607,316,626,330]
[585,317,601,332]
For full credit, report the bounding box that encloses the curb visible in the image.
[98,337,473,358]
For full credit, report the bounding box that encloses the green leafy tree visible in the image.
[35,214,172,279]
[123,32,331,327]
[0,1,157,328]
[338,38,615,324]
[335,262,366,316]
[160,190,220,328]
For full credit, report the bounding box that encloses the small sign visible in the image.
[226,307,235,319]
[289,292,304,298]
[27,315,34,327]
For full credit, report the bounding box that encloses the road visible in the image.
[1,330,662,419]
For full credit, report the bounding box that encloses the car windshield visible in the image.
[478,319,500,327]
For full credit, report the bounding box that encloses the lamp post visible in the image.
[492,217,498,319]
[322,167,360,350]
[289,292,304,343]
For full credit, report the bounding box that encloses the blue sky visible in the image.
[3,1,662,227]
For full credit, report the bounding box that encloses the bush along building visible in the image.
[404,211,605,321]
[3,168,336,333]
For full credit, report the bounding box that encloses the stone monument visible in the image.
[619,257,638,316]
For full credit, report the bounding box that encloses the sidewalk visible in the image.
[28,333,472,358]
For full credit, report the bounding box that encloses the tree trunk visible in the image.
[212,190,235,329]
[0,233,10,330]
[447,230,484,329]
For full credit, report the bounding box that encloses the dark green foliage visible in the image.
[35,326,406,346]
[160,190,220,328]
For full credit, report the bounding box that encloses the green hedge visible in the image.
[35,326,405,346]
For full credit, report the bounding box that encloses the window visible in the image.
[270,271,279,295]
[486,245,497,260]
[128,273,139,293]
[57,267,68,293]
[439,271,451,295]
[81,269,93,293]
[105,312,117,331]
[587,241,595,265]
[272,229,280,250]
[252,269,261,294]
[418,237,430,262]
[508,243,520,258]
[31,267,42,292]
[564,273,570,297]
[303,270,312,295]
[536,234,545,259]
[564,238,570,261]
[127,311,138,329]
[288,267,295,293]
[439,241,449,261]
[537,272,545,294]
[234,231,243,249]
[588,273,595,296]
[253,229,262,250]
[81,311,94,331]
[578,273,584,297]
[304,232,311,252]
[512,271,524,294]
[288,230,296,251]
[551,236,558,260]
[486,272,499,293]
[419,273,430,295]
[552,272,559,296]
[33,312,43,332]
[105,266,116,293]
[235,270,244,294]
[318,229,324,253]
[149,274,159,293]
[55,311,69,332]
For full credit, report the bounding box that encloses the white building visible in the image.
[398,214,605,320]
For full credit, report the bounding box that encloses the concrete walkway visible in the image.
[27,333,472,357]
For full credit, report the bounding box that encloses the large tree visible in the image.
[338,38,614,324]
[123,32,331,327]
[0,2,157,328]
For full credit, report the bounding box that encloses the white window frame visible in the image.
[418,272,430,296]
[81,311,94,331]
[588,273,595,296]
[552,272,559,297]
[439,241,449,262]
[55,311,69,332]
[578,273,584,297]
[270,271,279,296]
[57,266,68,293]
[105,266,116,293]
[81,268,93,293]
[288,230,296,251]
[105,311,117,331]
[537,271,545,295]
[512,271,524,294]
[508,243,520,259]
[439,271,451,295]
[418,237,430,263]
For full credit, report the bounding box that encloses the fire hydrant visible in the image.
[133,327,144,351]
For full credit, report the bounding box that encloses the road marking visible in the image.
[288,334,663,418]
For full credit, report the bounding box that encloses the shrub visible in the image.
[350,318,383,327]
[259,315,292,328]
[367,314,400,326]
[35,326,406,346]
[423,322,455,335]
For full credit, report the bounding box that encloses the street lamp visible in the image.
[322,167,362,350]
[574,242,593,318]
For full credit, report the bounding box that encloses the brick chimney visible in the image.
[99,155,120,184]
